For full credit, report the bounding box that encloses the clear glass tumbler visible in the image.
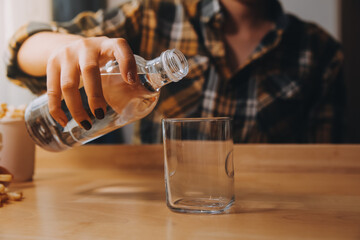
[162,117,234,214]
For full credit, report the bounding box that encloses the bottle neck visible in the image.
[145,49,189,91]
[100,49,189,91]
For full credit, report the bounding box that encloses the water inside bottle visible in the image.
[25,73,160,151]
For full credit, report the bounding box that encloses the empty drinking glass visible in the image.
[162,117,234,214]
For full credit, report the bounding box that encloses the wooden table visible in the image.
[1,144,360,240]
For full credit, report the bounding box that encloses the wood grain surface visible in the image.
[0,144,359,240]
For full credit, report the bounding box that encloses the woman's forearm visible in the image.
[17,32,83,77]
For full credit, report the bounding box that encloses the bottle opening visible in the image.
[161,49,189,82]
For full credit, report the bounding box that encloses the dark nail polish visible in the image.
[80,120,92,130]
[94,108,105,119]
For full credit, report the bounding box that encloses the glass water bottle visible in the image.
[24,49,189,152]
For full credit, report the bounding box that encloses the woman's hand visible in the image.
[45,36,137,130]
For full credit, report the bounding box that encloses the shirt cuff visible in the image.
[5,22,58,95]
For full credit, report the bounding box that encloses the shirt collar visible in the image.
[184,0,290,77]
[240,6,289,70]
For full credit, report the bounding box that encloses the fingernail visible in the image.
[94,108,104,119]
[127,72,136,84]
[80,120,92,130]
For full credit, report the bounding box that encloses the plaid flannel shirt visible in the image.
[6,0,345,143]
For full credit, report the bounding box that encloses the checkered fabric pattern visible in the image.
[5,0,345,143]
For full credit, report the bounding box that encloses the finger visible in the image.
[60,62,92,130]
[79,51,107,119]
[103,38,138,85]
[46,57,68,127]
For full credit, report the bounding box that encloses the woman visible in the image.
[6,0,345,143]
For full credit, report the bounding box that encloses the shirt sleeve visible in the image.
[5,0,142,95]
[306,47,345,143]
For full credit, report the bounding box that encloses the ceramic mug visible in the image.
[0,119,35,182]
